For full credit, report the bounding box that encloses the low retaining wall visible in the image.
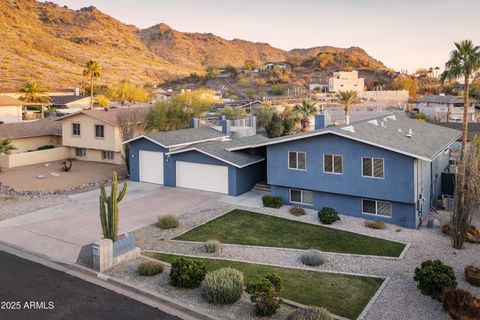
[0,146,70,169]
[93,234,140,272]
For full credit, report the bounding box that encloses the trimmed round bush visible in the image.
[300,250,325,267]
[465,265,480,287]
[201,268,244,304]
[413,259,457,301]
[138,261,164,276]
[157,214,179,229]
[262,195,283,208]
[318,207,340,224]
[290,206,306,216]
[204,240,222,253]
[169,257,207,288]
[286,307,333,320]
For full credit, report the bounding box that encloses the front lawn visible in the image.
[174,209,405,257]
[149,252,383,319]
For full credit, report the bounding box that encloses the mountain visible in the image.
[0,0,390,88]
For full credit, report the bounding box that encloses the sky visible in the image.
[50,0,480,72]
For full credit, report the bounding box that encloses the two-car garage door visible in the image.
[176,161,229,194]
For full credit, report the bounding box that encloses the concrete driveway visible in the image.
[0,182,220,263]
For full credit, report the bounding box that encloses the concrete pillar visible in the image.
[92,238,113,272]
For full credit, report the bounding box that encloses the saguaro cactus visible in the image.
[99,171,128,241]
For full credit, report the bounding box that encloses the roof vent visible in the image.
[341,125,355,133]
[384,115,397,121]
[380,121,386,127]
[407,129,413,138]
[367,119,378,126]
[398,128,403,133]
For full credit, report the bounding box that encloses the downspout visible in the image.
[430,161,437,213]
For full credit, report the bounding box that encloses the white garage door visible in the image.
[176,161,228,194]
[139,150,164,184]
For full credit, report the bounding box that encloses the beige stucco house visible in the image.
[56,107,149,165]
[328,70,365,93]
[0,96,26,123]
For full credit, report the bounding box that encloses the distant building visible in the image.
[414,95,477,123]
[0,88,80,99]
[261,62,288,72]
[0,96,48,123]
[50,95,91,110]
[328,70,365,93]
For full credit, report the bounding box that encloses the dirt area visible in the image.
[0,160,127,193]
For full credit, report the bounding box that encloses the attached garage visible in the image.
[176,161,229,194]
[139,150,164,184]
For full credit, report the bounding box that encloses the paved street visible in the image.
[0,182,220,263]
[0,251,179,320]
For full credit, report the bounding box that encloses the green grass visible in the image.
[149,252,383,319]
[175,209,406,257]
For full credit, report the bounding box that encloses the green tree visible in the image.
[256,106,298,138]
[270,85,285,96]
[108,81,148,105]
[145,89,220,131]
[218,106,247,118]
[244,60,255,72]
[83,60,101,110]
[19,80,51,119]
[441,40,480,159]
[224,65,237,77]
[293,99,317,131]
[0,139,17,173]
[392,75,419,97]
[336,90,361,125]
[206,66,219,79]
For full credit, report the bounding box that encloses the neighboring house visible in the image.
[0,96,25,123]
[56,107,149,165]
[128,113,460,228]
[0,88,80,99]
[328,70,365,93]
[414,95,477,123]
[261,62,288,71]
[0,119,62,153]
[50,95,91,111]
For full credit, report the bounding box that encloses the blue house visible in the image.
[126,113,460,228]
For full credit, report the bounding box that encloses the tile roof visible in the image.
[50,95,89,105]
[143,126,228,147]
[167,134,268,167]
[229,114,462,161]
[0,119,62,139]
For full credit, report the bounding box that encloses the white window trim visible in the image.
[361,157,385,179]
[289,189,314,206]
[361,198,392,218]
[288,151,307,171]
[323,154,343,175]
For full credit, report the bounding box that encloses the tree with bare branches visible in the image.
[116,108,149,173]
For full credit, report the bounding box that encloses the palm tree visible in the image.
[336,90,362,125]
[0,139,17,172]
[434,66,440,78]
[19,80,51,119]
[293,99,317,131]
[83,60,101,110]
[441,40,480,159]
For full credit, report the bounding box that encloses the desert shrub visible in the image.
[364,220,386,230]
[286,306,334,320]
[138,261,164,276]
[157,214,179,229]
[318,207,340,225]
[412,112,427,121]
[36,144,55,150]
[270,85,285,96]
[169,257,207,288]
[300,250,325,267]
[465,265,480,287]
[201,268,244,304]
[245,273,282,316]
[262,195,283,208]
[442,223,480,243]
[289,206,306,216]
[413,260,457,300]
[204,240,222,253]
[442,287,480,320]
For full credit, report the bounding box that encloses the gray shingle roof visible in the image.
[168,134,268,167]
[415,95,477,104]
[50,95,89,105]
[229,114,461,161]
[0,119,62,139]
[145,126,228,147]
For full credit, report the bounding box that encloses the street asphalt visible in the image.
[0,251,180,320]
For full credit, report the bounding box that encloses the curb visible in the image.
[357,277,390,320]
[0,241,217,320]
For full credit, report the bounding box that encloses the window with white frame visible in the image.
[289,189,313,205]
[75,148,86,157]
[102,151,114,160]
[362,157,384,178]
[288,151,306,170]
[324,154,343,174]
[362,199,392,217]
[95,125,105,138]
[72,123,80,136]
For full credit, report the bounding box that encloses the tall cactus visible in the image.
[99,171,128,241]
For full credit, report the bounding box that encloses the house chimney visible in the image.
[314,113,331,130]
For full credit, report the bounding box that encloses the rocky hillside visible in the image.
[0,0,390,88]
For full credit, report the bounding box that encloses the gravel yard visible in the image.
[128,204,480,320]
[0,194,70,222]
